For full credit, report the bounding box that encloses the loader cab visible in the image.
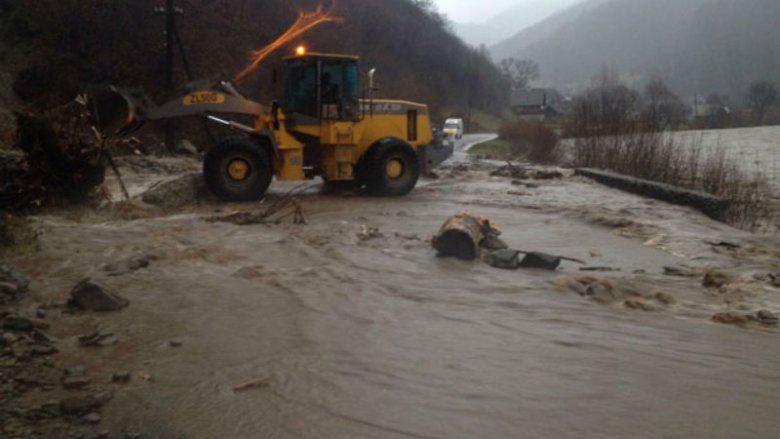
[283,52,360,124]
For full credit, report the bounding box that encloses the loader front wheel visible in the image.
[364,140,420,196]
[204,136,273,202]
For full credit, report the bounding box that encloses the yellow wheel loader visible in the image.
[91,51,452,201]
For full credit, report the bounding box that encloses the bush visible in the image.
[498,121,560,164]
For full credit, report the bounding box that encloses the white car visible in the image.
[443,118,464,139]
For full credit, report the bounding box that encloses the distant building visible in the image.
[510,88,561,121]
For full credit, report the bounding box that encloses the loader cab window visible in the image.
[321,59,359,121]
[285,60,319,119]
[284,56,359,122]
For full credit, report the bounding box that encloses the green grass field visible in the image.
[467,138,516,160]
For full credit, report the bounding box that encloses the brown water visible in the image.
[16,150,780,438]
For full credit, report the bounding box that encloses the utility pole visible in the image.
[156,0,185,152]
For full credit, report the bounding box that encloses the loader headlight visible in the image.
[296,46,307,56]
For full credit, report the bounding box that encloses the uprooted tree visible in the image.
[0,99,107,210]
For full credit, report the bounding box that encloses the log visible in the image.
[432,213,500,260]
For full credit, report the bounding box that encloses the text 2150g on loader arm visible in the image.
[91,50,453,200]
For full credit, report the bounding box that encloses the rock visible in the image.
[654,292,675,305]
[35,308,47,318]
[65,365,87,377]
[83,412,102,424]
[30,344,58,356]
[0,265,30,294]
[2,315,48,331]
[68,279,128,312]
[703,271,732,288]
[624,299,657,312]
[60,392,112,415]
[63,376,91,389]
[169,339,183,347]
[756,310,778,326]
[479,235,509,251]
[141,173,209,209]
[102,254,155,277]
[663,265,699,277]
[1,331,18,346]
[0,281,19,298]
[112,371,131,383]
[769,273,780,288]
[485,250,521,270]
[518,252,561,271]
[78,330,117,347]
[712,312,748,325]
[39,400,61,417]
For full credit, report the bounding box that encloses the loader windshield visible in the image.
[284,56,359,121]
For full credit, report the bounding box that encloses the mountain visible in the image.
[452,0,581,47]
[0,0,508,125]
[490,0,780,98]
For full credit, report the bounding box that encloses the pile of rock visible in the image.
[0,265,29,302]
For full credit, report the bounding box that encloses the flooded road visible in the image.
[12,156,780,438]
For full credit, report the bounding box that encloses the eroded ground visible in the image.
[2,145,779,438]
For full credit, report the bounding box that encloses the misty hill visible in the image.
[452,0,580,47]
[491,0,780,98]
[0,0,507,126]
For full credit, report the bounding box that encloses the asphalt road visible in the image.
[448,133,498,163]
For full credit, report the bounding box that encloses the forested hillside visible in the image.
[491,0,780,99]
[0,0,508,127]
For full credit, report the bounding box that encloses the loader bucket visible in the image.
[88,87,145,137]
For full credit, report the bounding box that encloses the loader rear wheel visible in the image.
[204,136,273,202]
[364,140,420,196]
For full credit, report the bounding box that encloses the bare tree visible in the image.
[643,78,687,129]
[746,81,778,124]
[499,58,540,90]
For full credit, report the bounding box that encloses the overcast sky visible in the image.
[432,0,522,23]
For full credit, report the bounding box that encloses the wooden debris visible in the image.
[233,377,271,392]
[432,213,501,260]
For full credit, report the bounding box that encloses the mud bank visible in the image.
[3,153,779,438]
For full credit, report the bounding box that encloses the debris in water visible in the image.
[703,271,732,288]
[580,266,622,272]
[233,377,271,392]
[357,225,383,241]
[432,213,501,260]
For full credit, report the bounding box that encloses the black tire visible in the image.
[363,139,420,196]
[203,136,273,202]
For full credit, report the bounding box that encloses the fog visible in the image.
[434,0,578,23]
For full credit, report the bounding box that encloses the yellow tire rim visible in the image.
[386,158,405,179]
[227,158,251,181]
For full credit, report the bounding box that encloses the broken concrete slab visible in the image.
[68,279,129,312]
[518,252,561,271]
[485,250,521,270]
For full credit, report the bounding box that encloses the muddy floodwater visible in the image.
[11,138,780,438]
